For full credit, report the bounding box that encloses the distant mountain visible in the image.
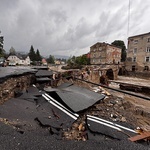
[42,55,70,60]
[53,55,69,59]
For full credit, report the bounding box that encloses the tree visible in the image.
[35,49,42,61]
[0,48,5,57]
[9,47,16,55]
[28,45,36,61]
[47,55,55,64]
[0,34,5,57]
[111,40,127,62]
[67,54,90,68]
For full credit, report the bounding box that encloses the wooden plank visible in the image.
[128,131,150,142]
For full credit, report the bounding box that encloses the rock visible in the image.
[121,117,126,122]
[119,106,124,110]
[110,100,116,105]
[107,103,113,107]
[78,123,83,131]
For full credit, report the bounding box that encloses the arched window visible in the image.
[144,66,149,71]
[106,69,114,80]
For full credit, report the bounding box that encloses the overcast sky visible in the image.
[0,0,150,57]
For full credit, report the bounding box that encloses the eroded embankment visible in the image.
[0,74,35,104]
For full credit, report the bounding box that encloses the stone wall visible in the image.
[126,71,150,79]
[0,74,35,104]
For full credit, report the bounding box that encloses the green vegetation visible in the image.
[65,54,90,69]
[46,55,55,64]
[0,35,5,57]
[111,40,127,62]
[0,48,5,57]
[28,45,42,65]
[35,49,42,61]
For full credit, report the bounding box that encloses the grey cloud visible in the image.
[94,5,128,43]
[0,0,19,11]
[0,0,149,56]
[49,9,67,24]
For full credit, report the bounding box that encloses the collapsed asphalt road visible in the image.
[0,84,149,150]
[0,67,150,150]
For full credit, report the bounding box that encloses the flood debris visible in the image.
[128,127,150,144]
[0,67,150,149]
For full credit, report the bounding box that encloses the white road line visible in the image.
[44,93,79,117]
[42,94,78,120]
[87,115,137,133]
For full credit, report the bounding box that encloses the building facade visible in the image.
[7,54,30,66]
[126,32,150,71]
[90,42,121,65]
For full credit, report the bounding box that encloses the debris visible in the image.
[99,86,111,96]
[78,123,83,131]
[52,108,60,119]
[129,129,150,143]
[48,116,51,119]
[0,67,150,148]
[121,117,127,122]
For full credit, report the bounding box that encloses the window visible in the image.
[145,56,150,62]
[132,66,136,71]
[146,47,150,52]
[132,57,136,62]
[144,66,149,71]
[93,53,96,57]
[99,47,102,51]
[147,38,150,42]
[133,48,137,53]
[134,40,138,44]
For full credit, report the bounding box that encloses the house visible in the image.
[54,60,61,65]
[41,58,48,66]
[90,42,121,65]
[7,54,30,66]
[126,32,150,71]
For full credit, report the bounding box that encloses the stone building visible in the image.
[126,32,150,71]
[90,42,121,65]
